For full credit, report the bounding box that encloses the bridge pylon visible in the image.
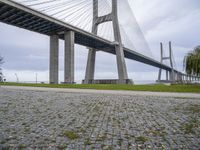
[83,0,132,84]
[157,41,177,83]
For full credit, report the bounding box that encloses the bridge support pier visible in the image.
[188,75,190,83]
[169,71,175,83]
[64,31,75,84]
[157,42,175,83]
[182,75,185,83]
[83,0,131,84]
[49,35,59,84]
[166,71,169,81]
[115,44,128,84]
[84,49,96,84]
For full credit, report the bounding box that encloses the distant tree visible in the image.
[0,55,4,82]
[184,46,200,76]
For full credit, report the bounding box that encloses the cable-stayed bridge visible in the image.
[0,0,199,84]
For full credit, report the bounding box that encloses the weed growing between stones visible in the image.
[63,130,79,140]
[181,117,199,134]
[135,136,148,144]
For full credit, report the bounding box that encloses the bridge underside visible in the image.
[0,1,114,52]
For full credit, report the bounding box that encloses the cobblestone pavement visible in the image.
[0,88,199,150]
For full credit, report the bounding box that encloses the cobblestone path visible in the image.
[0,88,199,150]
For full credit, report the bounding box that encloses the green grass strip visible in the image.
[0,82,200,93]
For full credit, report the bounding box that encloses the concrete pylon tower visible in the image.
[157,41,175,83]
[84,0,130,84]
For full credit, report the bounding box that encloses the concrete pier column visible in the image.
[158,43,163,82]
[171,72,176,83]
[64,31,75,84]
[183,75,185,83]
[170,71,174,83]
[178,73,180,82]
[49,34,59,84]
[174,72,177,82]
[179,73,183,83]
[181,74,184,83]
[84,49,96,84]
[115,44,128,83]
[169,42,175,83]
[166,71,169,81]
[177,73,179,82]
[176,73,178,81]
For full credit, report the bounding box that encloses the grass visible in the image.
[57,145,67,150]
[145,128,167,137]
[181,118,199,134]
[1,82,200,93]
[185,105,200,114]
[135,136,148,144]
[63,130,79,140]
[18,144,26,150]
[84,138,92,145]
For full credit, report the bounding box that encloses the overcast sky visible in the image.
[0,0,200,83]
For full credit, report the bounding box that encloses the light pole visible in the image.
[36,73,38,84]
[15,73,19,83]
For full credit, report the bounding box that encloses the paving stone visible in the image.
[0,88,199,149]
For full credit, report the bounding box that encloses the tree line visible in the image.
[184,46,200,77]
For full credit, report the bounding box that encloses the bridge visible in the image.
[0,0,199,84]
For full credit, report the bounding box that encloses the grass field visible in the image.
[1,82,200,93]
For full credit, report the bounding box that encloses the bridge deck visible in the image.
[0,0,114,51]
[0,0,180,73]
